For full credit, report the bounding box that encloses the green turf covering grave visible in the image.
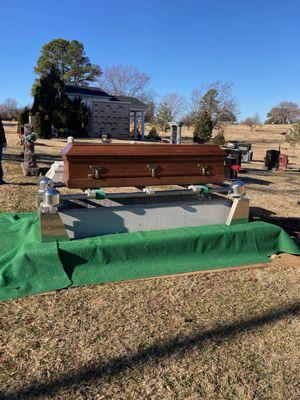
[0,212,299,301]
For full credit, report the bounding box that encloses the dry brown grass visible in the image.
[180,123,291,142]
[0,122,300,399]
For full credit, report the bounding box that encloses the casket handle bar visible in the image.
[197,163,210,176]
[147,164,158,178]
[89,165,103,179]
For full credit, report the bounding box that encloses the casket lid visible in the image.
[61,142,227,158]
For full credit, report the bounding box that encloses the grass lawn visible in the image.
[0,123,299,399]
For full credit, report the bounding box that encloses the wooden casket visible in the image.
[61,143,226,189]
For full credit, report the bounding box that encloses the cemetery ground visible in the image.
[0,122,299,399]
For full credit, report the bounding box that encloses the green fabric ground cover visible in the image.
[0,212,299,301]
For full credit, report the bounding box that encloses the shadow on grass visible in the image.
[2,153,23,162]
[1,302,299,399]
[9,182,37,187]
[35,143,64,149]
[3,153,61,164]
[241,176,271,186]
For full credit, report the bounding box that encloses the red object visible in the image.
[279,154,288,171]
[231,164,241,172]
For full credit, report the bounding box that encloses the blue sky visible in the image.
[0,0,299,120]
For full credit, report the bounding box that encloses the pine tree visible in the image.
[212,131,226,145]
[32,67,66,123]
[193,111,214,143]
[34,38,101,85]
[154,102,172,134]
[34,111,42,136]
[17,107,30,133]
[65,97,89,134]
[34,111,52,139]
[32,67,89,138]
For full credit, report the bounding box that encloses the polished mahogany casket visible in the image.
[61,143,226,189]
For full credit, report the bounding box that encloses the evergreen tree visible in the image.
[34,111,52,139]
[65,97,89,134]
[193,111,214,143]
[200,89,219,121]
[32,67,91,138]
[17,107,30,133]
[212,131,226,145]
[32,67,66,124]
[34,111,42,136]
[34,38,101,85]
[154,102,172,133]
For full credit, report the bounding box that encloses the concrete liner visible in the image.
[58,198,233,239]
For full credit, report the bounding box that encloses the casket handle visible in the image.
[197,164,210,176]
[147,164,158,178]
[89,165,103,179]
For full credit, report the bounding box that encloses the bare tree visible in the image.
[180,113,194,130]
[243,114,262,131]
[267,102,300,124]
[145,101,155,123]
[0,98,19,120]
[160,93,187,121]
[99,64,153,102]
[190,81,238,127]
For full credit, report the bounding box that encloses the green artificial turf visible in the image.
[0,212,299,301]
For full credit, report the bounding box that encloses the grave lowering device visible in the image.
[38,141,250,242]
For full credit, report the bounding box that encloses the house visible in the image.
[65,85,147,139]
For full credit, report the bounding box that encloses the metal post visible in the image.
[141,111,145,140]
[177,124,182,144]
[134,112,138,139]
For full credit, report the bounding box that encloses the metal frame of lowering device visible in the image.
[37,178,250,243]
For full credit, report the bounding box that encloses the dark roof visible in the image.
[65,85,111,98]
[114,96,146,108]
[65,85,146,108]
